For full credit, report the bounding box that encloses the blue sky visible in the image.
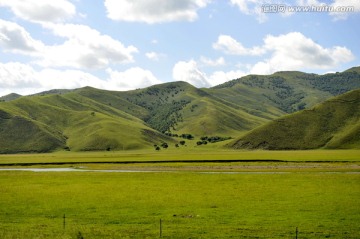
[0,0,359,96]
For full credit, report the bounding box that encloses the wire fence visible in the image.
[0,213,358,238]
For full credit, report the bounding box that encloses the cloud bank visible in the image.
[104,0,210,23]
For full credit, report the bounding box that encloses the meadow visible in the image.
[0,150,359,238]
[1,148,360,165]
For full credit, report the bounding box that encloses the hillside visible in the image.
[116,82,268,136]
[0,66,359,153]
[0,93,22,102]
[67,82,268,137]
[72,67,360,137]
[210,67,360,114]
[0,94,173,153]
[228,89,360,150]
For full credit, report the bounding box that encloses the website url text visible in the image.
[261,4,355,13]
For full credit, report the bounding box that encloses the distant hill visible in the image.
[211,67,360,114]
[0,66,359,153]
[33,89,73,96]
[72,67,360,137]
[228,89,360,150]
[0,93,22,102]
[112,82,268,136]
[65,82,268,138]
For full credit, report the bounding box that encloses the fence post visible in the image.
[63,214,66,230]
[160,219,162,238]
[295,227,298,239]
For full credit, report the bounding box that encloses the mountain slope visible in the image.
[0,109,65,153]
[0,66,359,153]
[210,67,360,115]
[0,93,22,102]
[74,82,269,137]
[0,94,173,153]
[228,89,360,150]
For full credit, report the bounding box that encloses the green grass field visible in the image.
[0,150,359,238]
[0,149,360,165]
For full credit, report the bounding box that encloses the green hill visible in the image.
[0,93,22,102]
[116,82,268,136]
[0,94,173,153]
[228,89,360,150]
[68,82,268,137]
[0,109,65,153]
[0,66,359,153]
[210,67,360,114]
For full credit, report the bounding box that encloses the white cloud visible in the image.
[250,32,354,74]
[200,56,226,66]
[173,60,210,87]
[104,0,210,23]
[0,20,138,70]
[0,62,40,89]
[328,0,360,20]
[230,0,273,22]
[0,62,163,96]
[36,23,138,69]
[230,0,249,13]
[296,0,321,6]
[0,59,244,96]
[295,0,359,20]
[213,32,354,75]
[0,19,44,54]
[0,62,104,96]
[37,69,105,90]
[106,67,162,91]
[213,35,265,56]
[0,0,76,23]
[208,70,246,86]
[0,2,137,71]
[250,61,272,75]
[145,52,165,61]
[230,0,359,22]
[172,59,244,87]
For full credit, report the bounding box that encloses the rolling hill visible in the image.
[114,82,268,136]
[228,89,360,150]
[0,93,173,153]
[69,67,360,137]
[62,82,269,137]
[0,66,359,153]
[210,68,360,114]
[0,93,22,102]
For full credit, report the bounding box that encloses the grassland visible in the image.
[0,149,360,165]
[229,89,360,150]
[0,150,359,238]
[0,170,359,238]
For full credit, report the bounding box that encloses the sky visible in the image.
[0,0,359,96]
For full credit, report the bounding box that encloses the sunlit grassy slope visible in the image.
[92,81,269,136]
[229,89,360,150]
[0,67,359,153]
[72,67,360,137]
[211,67,360,115]
[0,94,173,153]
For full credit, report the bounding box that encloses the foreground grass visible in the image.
[0,170,359,238]
[0,149,359,165]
